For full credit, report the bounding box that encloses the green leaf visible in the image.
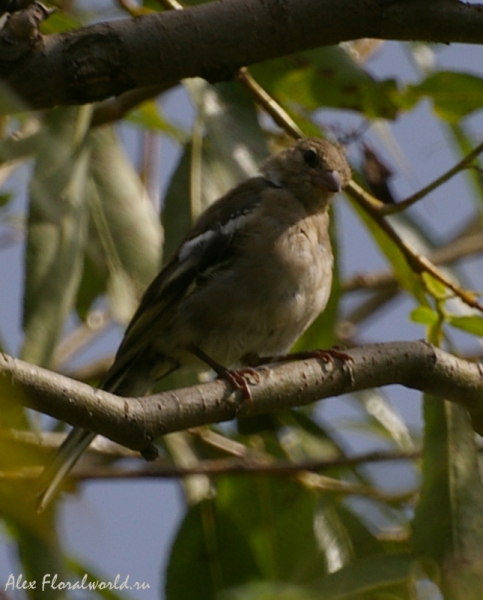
[317,554,417,599]
[252,47,399,120]
[404,71,483,123]
[166,499,262,600]
[22,106,92,367]
[186,79,269,201]
[447,314,483,337]
[421,272,447,300]
[410,306,439,326]
[162,142,197,260]
[40,10,83,34]
[0,191,12,207]
[276,409,344,462]
[413,397,483,598]
[166,475,332,600]
[128,100,188,141]
[352,389,414,450]
[163,80,268,258]
[11,518,67,600]
[67,557,137,600]
[215,476,328,584]
[221,581,321,600]
[87,127,163,322]
[0,80,29,115]
[347,199,428,306]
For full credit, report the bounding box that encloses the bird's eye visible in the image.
[303,148,319,168]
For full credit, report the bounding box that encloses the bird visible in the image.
[36,137,351,512]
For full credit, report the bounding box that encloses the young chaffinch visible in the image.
[37,137,351,511]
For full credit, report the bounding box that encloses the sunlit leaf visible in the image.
[186,79,269,198]
[421,272,448,300]
[347,197,428,305]
[447,314,483,337]
[40,10,83,34]
[128,100,188,141]
[251,46,399,120]
[352,389,414,450]
[410,306,439,326]
[163,80,268,257]
[404,71,483,122]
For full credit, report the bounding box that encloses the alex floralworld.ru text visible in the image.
[5,573,150,591]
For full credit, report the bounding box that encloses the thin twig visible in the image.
[343,232,483,294]
[157,0,183,9]
[91,84,175,127]
[380,139,483,215]
[299,472,416,503]
[346,180,483,313]
[236,68,303,139]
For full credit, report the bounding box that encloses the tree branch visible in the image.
[2,0,483,112]
[2,341,483,457]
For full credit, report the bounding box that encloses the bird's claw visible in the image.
[218,367,260,403]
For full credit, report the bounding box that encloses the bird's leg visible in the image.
[188,345,259,402]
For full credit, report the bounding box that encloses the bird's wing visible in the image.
[100,177,271,393]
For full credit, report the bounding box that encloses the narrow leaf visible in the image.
[22,106,92,367]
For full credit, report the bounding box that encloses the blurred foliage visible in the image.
[0,1,483,599]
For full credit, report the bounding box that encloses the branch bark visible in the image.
[2,341,483,456]
[2,0,483,112]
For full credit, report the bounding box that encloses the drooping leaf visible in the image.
[22,106,92,367]
[346,195,434,306]
[217,476,330,584]
[352,389,414,450]
[317,553,419,599]
[413,397,483,599]
[186,79,269,202]
[128,100,187,142]
[166,498,262,600]
[163,80,268,258]
[87,126,163,322]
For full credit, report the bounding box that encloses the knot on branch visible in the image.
[0,2,51,62]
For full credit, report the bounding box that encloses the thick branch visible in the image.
[1,341,483,456]
[1,0,483,112]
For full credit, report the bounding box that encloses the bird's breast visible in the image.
[166,210,334,368]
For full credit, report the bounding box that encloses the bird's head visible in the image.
[260,138,351,210]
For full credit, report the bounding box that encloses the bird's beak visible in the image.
[313,170,342,193]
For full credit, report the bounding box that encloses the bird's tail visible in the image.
[36,427,97,513]
[36,354,177,513]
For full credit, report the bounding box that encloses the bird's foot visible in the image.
[243,346,353,367]
[289,346,354,365]
[290,346,355,386]
[217,367,260,403]
[189,345,259,402]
